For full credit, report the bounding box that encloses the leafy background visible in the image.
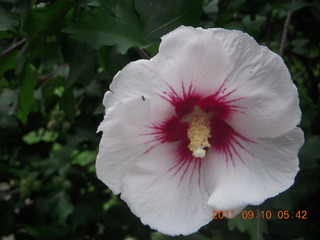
[0,0,319,239]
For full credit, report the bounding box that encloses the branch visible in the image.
[265,11,272,48]
[257,209,264,240]
[279,0,296,56]
[0,39,27,60]
[134,47,150,60]
[37,64,69,83]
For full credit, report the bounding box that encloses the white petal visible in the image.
[210,28,301,138]
[102,59,165,110]
[120,142,213,236]
[204,128,304,210]
[154,26,229,97]
[96,96,172,194]
[103,26,230,111]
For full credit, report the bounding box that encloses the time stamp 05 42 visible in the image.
[212,210,308,220]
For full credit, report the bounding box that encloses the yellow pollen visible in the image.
[187,114,211,158]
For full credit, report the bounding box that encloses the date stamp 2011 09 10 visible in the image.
[212,210,308,220]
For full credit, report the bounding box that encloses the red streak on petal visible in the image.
[142,79,255,183]
[154,116,188,142]
[216,85,240,101]
[199,94,246,119]
[179,158,192,186]
[142,116,188,154]
[210,116,256,166]
[200,96,230,118]
[199,79,247,119]
[159,82,201,119]
[167,141,201,186]
[175,96,201,119]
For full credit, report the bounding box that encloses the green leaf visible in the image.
[292,39,309,55]
[72,150,96,166]
[15,42,29,75]
[66,43,96,88]
[8,0,34,14]
[268,219,307,239]
[98,45,130,75]
[299,136,320,169]
[0,50,16,75]
[53,191,74,225]
[0,91,18,128]
[17,0,73,68]
[0,7,19,31]
[22,128,58,145]
[266,191,296,211]
[59,88,76,122]
[288,1,314,12]
[40,76,65,101]
[228,212,268,240]
[20,176,41,198]
[15,64,36,123]
[0,78,9,87]
[241,15,265,39]
[21,0,74,43]
[298,89,317,130]
[64,1,148,54]
[134,0,203,41]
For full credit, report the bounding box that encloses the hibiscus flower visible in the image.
[96,26,304,236]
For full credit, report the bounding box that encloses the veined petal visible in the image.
[154,26,229,97]
[205,127,304,210]
[96,96,172,194]
[121,142,213,236]
[210,28,301,139]
[103,26,230,112]
[102,60,165,111]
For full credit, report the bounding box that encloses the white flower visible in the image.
[96,26,304,236]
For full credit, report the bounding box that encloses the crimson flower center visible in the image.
[151,81,253,165]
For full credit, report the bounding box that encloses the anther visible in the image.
[187,110,211,158]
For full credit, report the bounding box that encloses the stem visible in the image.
[0,39,27,59]
[37,64,69,83]
[279,0,296,56]
[257,209,264,240]
[265,10,272,48]
[134,47,150,60]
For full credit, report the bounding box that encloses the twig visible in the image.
[257,209,264,240]
[0,39,27,60]
[265,11,272,48]
[279,0,296,56]
[37,64,69,83]
[134,47,150,60]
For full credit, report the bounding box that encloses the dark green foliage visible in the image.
[0,0,319,239]
[134,0,203,41]
[64,2,148,54]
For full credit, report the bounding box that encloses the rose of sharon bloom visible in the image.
[96,26,304,235]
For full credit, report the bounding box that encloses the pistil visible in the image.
[187,109,211,158]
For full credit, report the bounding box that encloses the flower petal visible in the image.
[102,59,165,110]
[205,127,304,210]
[210,29,301,138]
[154,26,229,97]
[103,26,230,111]
[120,142,213,236]
[96,96,172,194]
